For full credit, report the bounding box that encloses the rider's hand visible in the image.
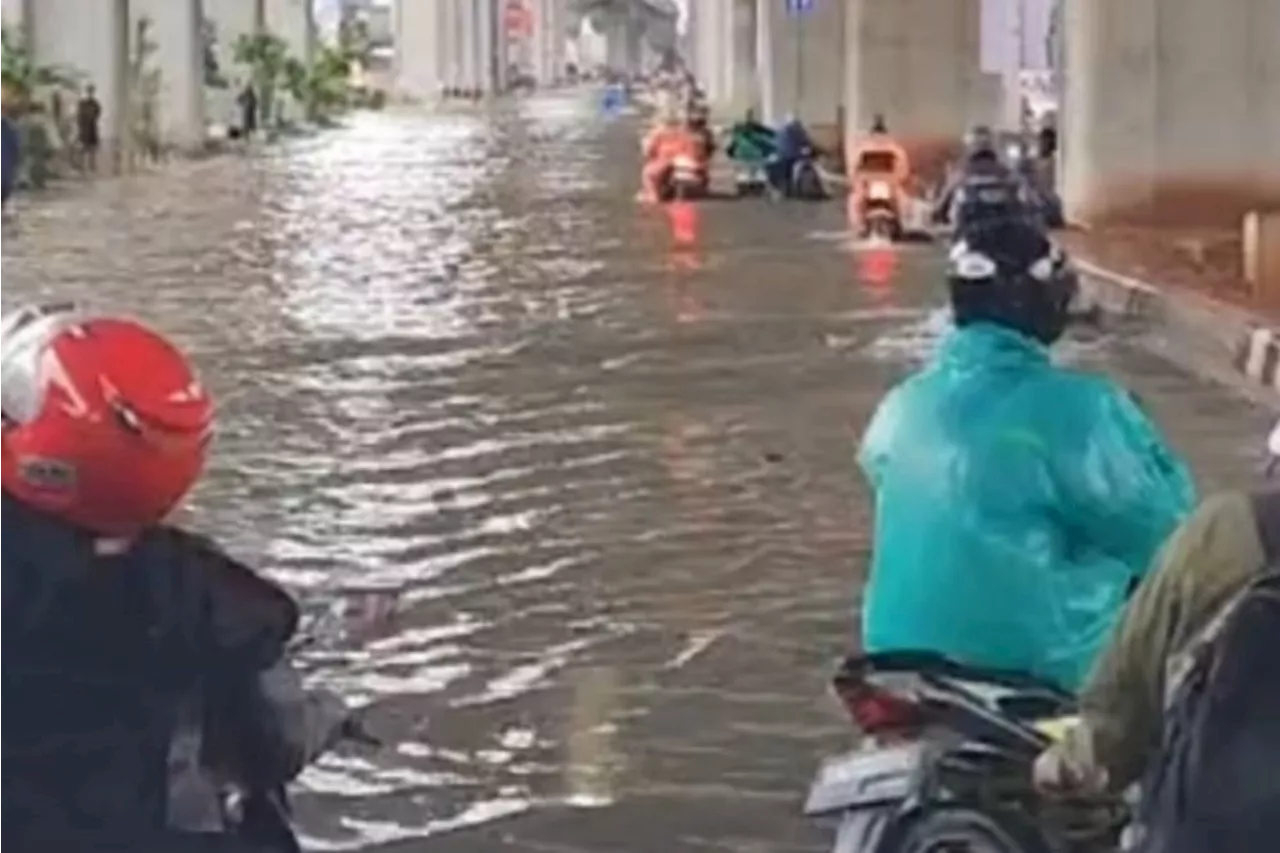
[1033,742,1109,796]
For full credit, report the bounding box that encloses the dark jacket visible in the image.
[934,155,1033,228]
[2,493,298,850]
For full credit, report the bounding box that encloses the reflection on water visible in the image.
[1,92,1270,851]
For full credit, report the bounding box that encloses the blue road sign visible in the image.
[786,0,815,15]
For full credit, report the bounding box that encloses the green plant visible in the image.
[3,25,81,114]
[233,32,288,126]
[306,44,354,119]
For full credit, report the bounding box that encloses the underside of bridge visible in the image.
[393,0,676,104]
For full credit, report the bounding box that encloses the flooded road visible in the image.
[2,92,1271,852]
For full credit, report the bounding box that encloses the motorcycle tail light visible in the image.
[834,681,922,735]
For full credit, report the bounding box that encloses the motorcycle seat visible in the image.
[836,651,1074,720]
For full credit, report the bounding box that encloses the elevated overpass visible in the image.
[394,0,678,103]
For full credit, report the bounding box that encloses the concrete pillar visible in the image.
[531,0,550,83]
[693,0,729,107]
[603,14,628,73]
[395,0,447,101]
[730,0,757,112]
[28,0,129,167]
[532,0,565,85]
[757,0,845,129]
[1061,0,1280,227]
[264,0,315,65]
[204,0,264,128]
[548,0,566,83]
[2,0,31,35]
[476,0,497,95]
[458,0,480,94]
[441,0,460,91]
[623,16,642,73]
[206,0,265,83]
[131,0,206,151]
[843,0,983,178]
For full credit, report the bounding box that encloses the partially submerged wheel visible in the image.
[896,809,1045,853]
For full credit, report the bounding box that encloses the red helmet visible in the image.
[1,304,214,537]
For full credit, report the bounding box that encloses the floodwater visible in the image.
[2,91,1271,852]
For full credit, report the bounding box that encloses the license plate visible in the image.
[805,742,924,815]
[819,742,922,786]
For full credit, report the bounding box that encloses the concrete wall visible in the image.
[1061,0,1280,227]
[844,0,983,178]
[757,0,845,128]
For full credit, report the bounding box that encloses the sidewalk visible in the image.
[1059,226,1280,404]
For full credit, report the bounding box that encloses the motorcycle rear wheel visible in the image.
[895,809,1047,853]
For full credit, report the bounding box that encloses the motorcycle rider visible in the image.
[847,115,913,232]
[768,113,817,196]
[1034,419,1280,796]
[686,104,717,163]
[727,109,774,159]
[933,124,1037,229]
[1,304,332,852]
[639,107,703,202]
[857,218,1195,691]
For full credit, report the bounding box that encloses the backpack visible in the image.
[1134,490,1280,853]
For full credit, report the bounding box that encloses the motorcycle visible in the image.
[804,652,1125,853]
[659,154,710,202]
[222,707,379,853]
[788,149,827,201]
[860,178,903,242]
[735,162,768,197]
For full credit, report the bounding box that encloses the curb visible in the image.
[1073,259,1280,407]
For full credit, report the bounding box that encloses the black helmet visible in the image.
[964,125,997,159]
[947,219,1077,345]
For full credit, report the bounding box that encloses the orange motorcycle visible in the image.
[849,140,912,241]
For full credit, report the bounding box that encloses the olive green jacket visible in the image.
[1069,492,1264,790]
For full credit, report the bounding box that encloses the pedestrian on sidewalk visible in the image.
[75,85,102,174]
[237,83,259,140]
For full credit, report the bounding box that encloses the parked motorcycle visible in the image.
[804,652,1125,853]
